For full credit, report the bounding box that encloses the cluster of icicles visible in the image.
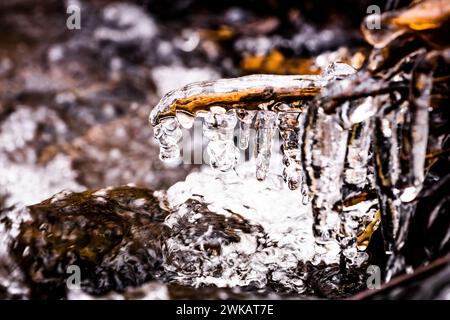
[149,61,430,272]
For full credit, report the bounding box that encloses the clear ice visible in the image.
[153,117,183,162]
[236,109,255,150]
[254,111,278,181]
[149,55,434,277]
[149,63,372,267]
[278,107,304,190]
[203,107,240,172]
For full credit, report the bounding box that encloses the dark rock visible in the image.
[9,186,171,299]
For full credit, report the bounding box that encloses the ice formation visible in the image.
[148,62,378,269]
[149,36,439,278]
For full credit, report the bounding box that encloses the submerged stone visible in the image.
[7,186,171,299]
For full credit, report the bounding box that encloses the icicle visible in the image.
[397,71,431,202]
[236,109,255,150]
[301,103,349,263]
[344,120,373,186]
[372,101,402,253]
[203,107,239,172]
[254,111,277,181]
[278,107,304,190]
[338,119,377,266]
[375,60,432,279]
[299,63,358,263]
[372,100,417,279]
[153,117,182,162]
